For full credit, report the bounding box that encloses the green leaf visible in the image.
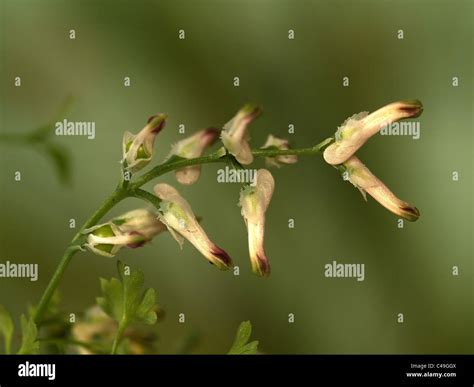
[97,277,123,321]
[0,305,14,354]
[42,143,72,185]
[97,261,157,327]
[17,315,39,354]
[228,321,259,355]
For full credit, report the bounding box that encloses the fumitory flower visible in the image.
[341,156,420,221]
[261,134,298,168]
[154,183,233,270]
[239,169,275,277]
[323,100,423,165]
[220,104,262,165]
[72,306,159,354]
[72,306,116,354]
[122,113,167,172]
[84,209,166,257]
[167,128,220,185]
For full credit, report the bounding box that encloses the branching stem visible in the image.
[33,137,333,325]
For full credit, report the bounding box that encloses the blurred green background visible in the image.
[0,0,472,353]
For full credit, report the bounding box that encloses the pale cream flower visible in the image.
[221,104,262,165]
[343,156,420,221]
[72,306,159,354]
[167,128,219,185]
[122,114,167,172]
[324,100,423,165]
[261,134,298,168]
[84,209,166,257]
[239,169,275,276]
[154,183,232,270]
[72,306,116,354]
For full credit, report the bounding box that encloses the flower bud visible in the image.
[261,134,298,168]
[153,183,233,270]
[324,100,423,165]
[84,209,166,257]
[122,114,167,172]
[167,128,220,185]
[220,104,262,165]
[343,156,420,221]
[239,169,275,277]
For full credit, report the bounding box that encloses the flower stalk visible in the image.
[32,142,331,324]
[32,101,421,326]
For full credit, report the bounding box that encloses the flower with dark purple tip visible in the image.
[324,100,423,165]
[342,156,420,221]
[122,113,167,172]
[154,183,233,270]
[83,209,167,257]
[239,169,275,277]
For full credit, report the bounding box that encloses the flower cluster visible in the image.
[323,100,423,221]
[84,101,422,277]
[83,106,297,276]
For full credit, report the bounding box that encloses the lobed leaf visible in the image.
[17,315,39,355]
[228,321,259,355]
[97,261,157,327]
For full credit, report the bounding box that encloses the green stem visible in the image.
[33,246,79,325]
[33,137,333,326]
[131,152,226,188]
[131,137,332,189]
[33,186,128,325]
[111,319,128,354]
[131,187,162,209]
